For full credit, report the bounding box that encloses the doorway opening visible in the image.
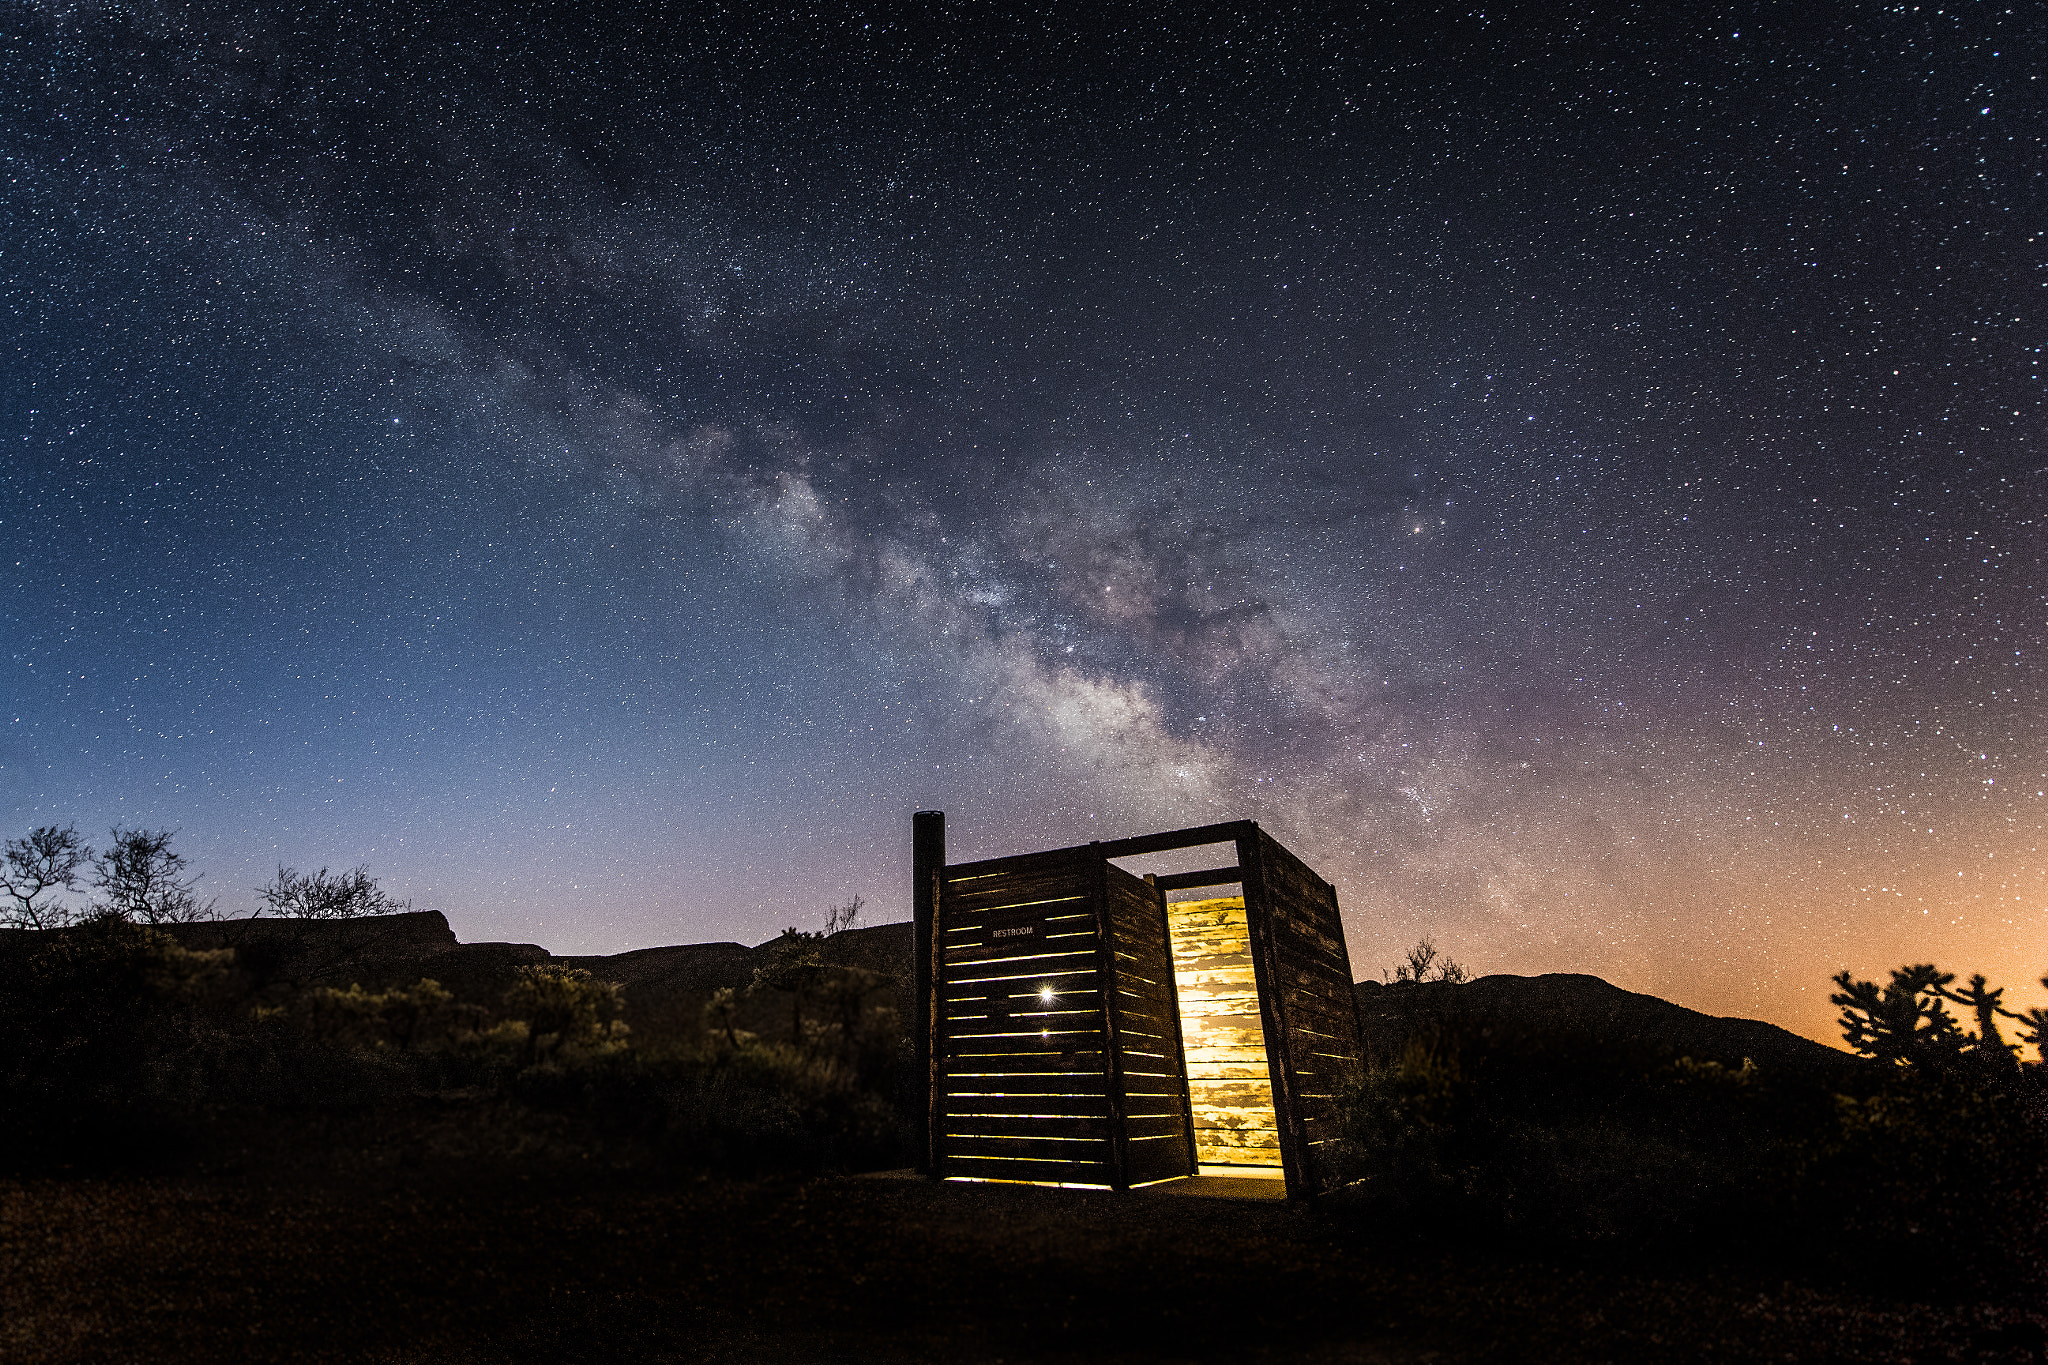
[1165,895,1283,1175]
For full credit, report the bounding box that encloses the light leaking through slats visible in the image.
[1167,896,1283,1168]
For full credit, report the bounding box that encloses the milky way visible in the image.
[2,3,2040,1040]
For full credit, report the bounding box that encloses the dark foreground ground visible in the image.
[4,1134,2044,1365]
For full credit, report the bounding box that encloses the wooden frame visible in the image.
[914,814,1365,1198]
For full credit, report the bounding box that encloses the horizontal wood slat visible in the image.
[942,1155,1116,1185]
[941,1094,1114,1121]
[944,1137,1113,1160]
[944,821,1252,879]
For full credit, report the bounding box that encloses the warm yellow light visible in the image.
[1167,896,1283,1170]
[1039,985,1055,1003]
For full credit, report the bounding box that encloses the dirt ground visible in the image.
[4,1151,2044,1365]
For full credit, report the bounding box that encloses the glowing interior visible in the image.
[1165,895,1282,1168]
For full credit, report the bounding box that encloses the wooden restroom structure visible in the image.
[912,813,1365,1198]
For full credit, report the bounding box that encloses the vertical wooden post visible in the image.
[1238,825,1308,1197]
[913,810,945,1178]
[1091,847,1131,1191]
[1148,872,1200,1177]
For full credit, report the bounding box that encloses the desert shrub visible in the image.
[0,920,912,1178]
[1334,1017,1825,1255]
[495,1031,905,1174]
[0,918,253,1165]
[653,1040,901,1171]
[502,964,629,1065]
[1794,1066,2047,1292]
[1336,1008,2047,1293]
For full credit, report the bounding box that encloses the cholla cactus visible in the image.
[503,964,628,1062]
[2015,977,2048,1066]
[1830,965,1966,1067]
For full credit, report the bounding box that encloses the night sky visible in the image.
[4,3,2040,1043]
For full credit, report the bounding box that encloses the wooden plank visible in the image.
[940,1110,1111,1137]
[1241,829,1308,1198]
[943,821,1254,878]
[1107,866,1195,1185]
[943,1077,1108,1098]
[1153,866,1243,892]
[941,1154,1116,1185]
[944,944,1100,971]
[942,1134,1113,1158]
[937,1121,1114,1146]
[1123,1129,1195,1185]
[945,1041,1105,1063]
[1092,859,1129,1190]
[945,1013,1104,1035]
[945,878,1090,907]
[946,1049,1105,1069]
[943,847,1096,884]
[1151,870,1200,1181]
[943,1053,1110,1075]
[943,962,1100,988]
[916,811,945,1179]
[945,993,1102,1016]
[946,1096,1114,1116]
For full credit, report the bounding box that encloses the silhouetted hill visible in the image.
[146,913,919,1045]
[146,916,1841,1073]
[1355,973,1853,1081]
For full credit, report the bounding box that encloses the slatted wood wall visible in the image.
[936,851,1115,1186]
[1164,895,1282,1167]
[1241,828,1365,1194]
[1102,866,1197,1186]
[933,851,1195,1188]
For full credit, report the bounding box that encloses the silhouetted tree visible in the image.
[258,864,409,919]
[1,825,91,929]
[91,828,214,924]
[1388,936,1468,984]
[824,894,865,936]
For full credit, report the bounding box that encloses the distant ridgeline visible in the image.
[149,912,917,1049]
[131,913,1848,1077]
[1355,973,1854,1081]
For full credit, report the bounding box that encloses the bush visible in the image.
[1335,1008,2047,1294]
[1796,1066,2047,1292]
[1335,1021,1801,1252]
[0,921,912,1178]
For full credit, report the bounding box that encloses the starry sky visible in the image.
[3,2,2041,1043]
